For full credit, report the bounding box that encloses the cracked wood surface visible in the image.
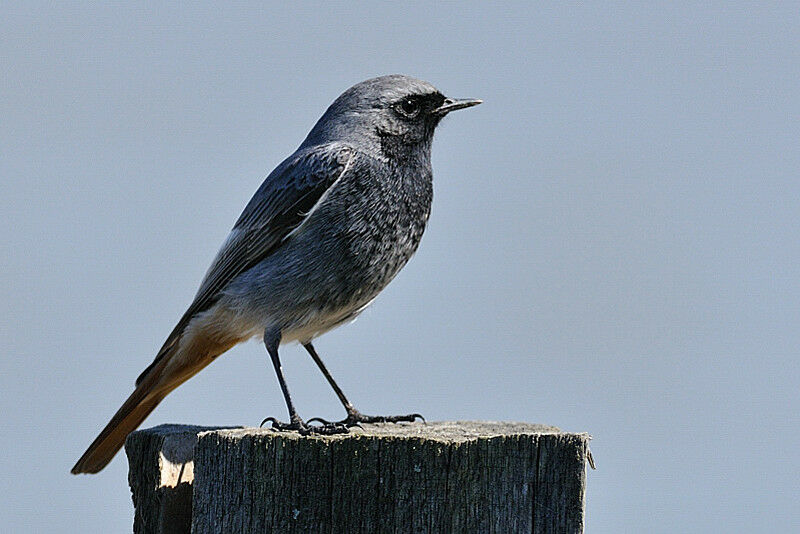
[126,422,590,533]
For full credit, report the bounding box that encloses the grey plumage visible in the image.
[73,74,481,474]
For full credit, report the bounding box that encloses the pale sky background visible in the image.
[2,3,798,532]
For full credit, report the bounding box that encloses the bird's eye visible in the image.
[397,97,420,118]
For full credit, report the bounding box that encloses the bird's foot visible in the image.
[260,416,349,436]
[346,410,425,425]
[307,409,425,428]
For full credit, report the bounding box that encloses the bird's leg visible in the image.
[260,330,346,435]
[303,342,424,427]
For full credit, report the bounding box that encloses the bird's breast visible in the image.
[315,159,433,299]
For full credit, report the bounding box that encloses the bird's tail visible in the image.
[70,349,176,474]
[71,319,241,474]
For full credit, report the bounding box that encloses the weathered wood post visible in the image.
[126,422,591,533]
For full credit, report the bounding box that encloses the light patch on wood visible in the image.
[157,433,198,488]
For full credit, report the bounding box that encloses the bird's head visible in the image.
[303,75,481,159]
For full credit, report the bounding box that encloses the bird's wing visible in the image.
[193,143,354,311]
[136,143,354,385]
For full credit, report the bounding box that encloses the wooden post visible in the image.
[126,422,591,533]
[125,424,239,534]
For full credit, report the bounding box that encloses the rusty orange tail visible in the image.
[71,319,243,474]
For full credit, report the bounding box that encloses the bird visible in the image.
[71,74,481,474]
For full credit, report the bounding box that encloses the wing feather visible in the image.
[136,143,354,385]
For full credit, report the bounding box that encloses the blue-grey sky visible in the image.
[1,3,798,532]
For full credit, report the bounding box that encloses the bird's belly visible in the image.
[269,226,420,344]
[279,295,377,345]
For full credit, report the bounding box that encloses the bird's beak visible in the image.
[432,97,483,116]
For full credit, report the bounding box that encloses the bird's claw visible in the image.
[306,416,362,431]
[349,411,425,424]
[260,416,349,435]
[261,410,424,435]
[260,416,282,428]
[305,410,425,428]
[306,416,333,426]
